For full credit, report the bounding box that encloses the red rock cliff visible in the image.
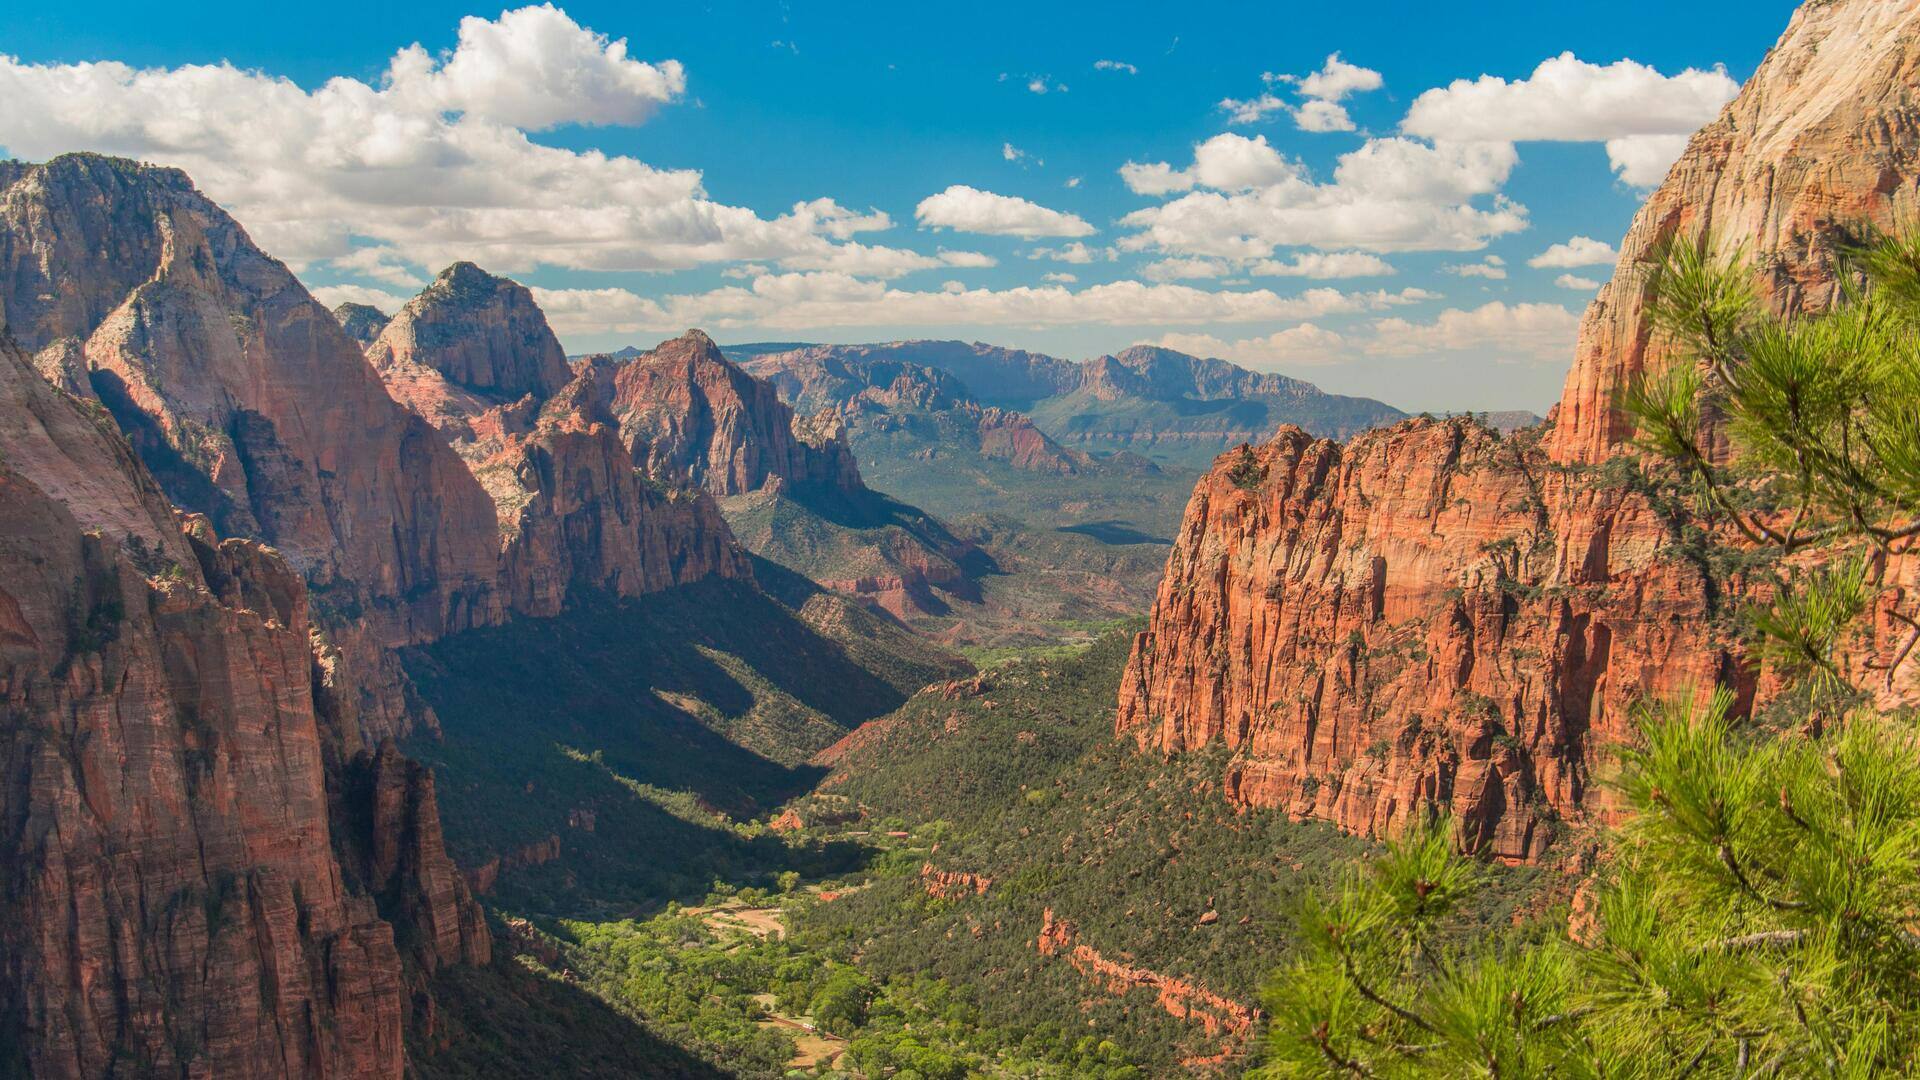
[1118,0,1920,859]
[0,337,484,1078]
[614,330,866,497]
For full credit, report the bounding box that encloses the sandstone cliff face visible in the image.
[0,156,504,651]
[1547,0,1920,465]
[1119,0,1920,858]
[363,275,754,613]
[366,263,572,439]
[615,330,867,497]
[1116,422,1732,860]
[0,337,485,1078]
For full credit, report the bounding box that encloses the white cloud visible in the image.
[1293,99,1357,133]
[0,8,939,279]
[915,185,1094,238]
[1219,93,1289,126]
[331,246,427,288]
[1120,136,1525,255]
[1603,134,1690,187]
[1528,235,1618,268]
[1292,53,1385,103]
[1142,257,1228,281]
[1368,301,1578,362]
[310,283,409,313]
[1025,241,1102,264]
[1152,324,1351,368]
[1246,251,1395,278]
[1225,53,1383,133]
[385,5,685,130]
[1119,160,1198,196]
[1025,75,1066,94]
[1555,273,1601,290]
[1445,256,1507,280]
[1064,176,1082,188]
[530,275,1436,335]
[1094,59,1138,75]
[776,243,995,277]
[1003,142,1027,162]
[1042,271,1078,283]
[1163,300,1578,371]
[1401,53,1737,185]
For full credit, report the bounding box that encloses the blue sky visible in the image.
[1,1,1800,411]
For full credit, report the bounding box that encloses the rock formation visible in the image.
[0,154,505,744]
[333,302,391,350]
[735,339,1404,466]
[614,330,866,497]
[1117,0,1920,860]
[0,336,484,1078]
[364,269,751,615]
[743,345,1091,475]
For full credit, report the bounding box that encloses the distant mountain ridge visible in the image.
[694,338,1405,468]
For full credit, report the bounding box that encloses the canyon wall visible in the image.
[1117,0,1920,859]
[0,337,484,1078]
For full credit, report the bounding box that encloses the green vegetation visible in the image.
[403,580,957,911]
[1257,231,1920,1077]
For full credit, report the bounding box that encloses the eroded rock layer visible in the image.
[0,338,486,1078]
[1118,0,1920,858]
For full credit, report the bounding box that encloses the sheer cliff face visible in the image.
[613,330,867,497]
[0,155,503,650]
[367,262,572,436]
[366,274,753,612]
[1547,0,1920,464]
[1119,0,1920,860]
[0,339,484,1079]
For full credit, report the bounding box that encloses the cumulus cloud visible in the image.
[1094,59,1138,75]
[1042,271,1078,283]
[1401,53,1738,185]
[1223,53,1383,132]
[1528,235,1619,268]
[915,185,1095,238]
[1142,257,1229,281]
[309,283,410,313]
[1120,135,1525,255]
[1152,324,1351,368]
[1247,251,1395,278]
[0,7,946,278]
[1025,241,1104,264]
[530,274,1435,335]
[1555,273,1601,290]
[1368,301,1579,361]
[1164,301,1578,371]
[1445,256,1506,280]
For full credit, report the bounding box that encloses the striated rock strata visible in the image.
[0,336,485,1078]
[1117,0,1920,859]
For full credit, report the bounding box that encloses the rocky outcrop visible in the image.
[0,155,505,745]
[0,336,486,1078]
[367,263,572,439]
[614,330,866,497]
[333,302,390,350]
[1118,0,1920,859]
[1034,908,1258,1069]
[1546,0,1920,465]
[0,156,503,643]
[743,345,1090,475]
[1116,422,1728,860]
[362,276,752,614]
[920,864,993,899]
